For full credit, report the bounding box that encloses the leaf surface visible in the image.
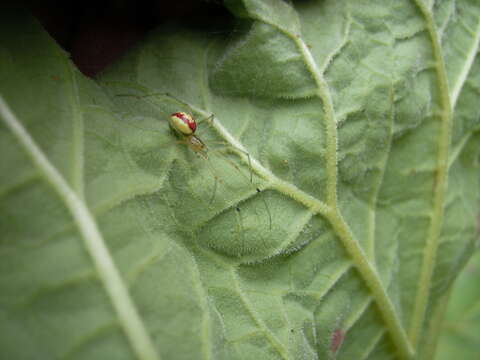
[436,251,480,360]
[1,1,479,359]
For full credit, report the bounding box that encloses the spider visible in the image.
[115,91,272,230]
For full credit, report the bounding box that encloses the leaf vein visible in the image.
[450,15,480,108]
[0,97,160,360]
[408,0,454,351]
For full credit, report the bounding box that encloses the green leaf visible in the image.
[436,251,480,360]
[1,2,479,360]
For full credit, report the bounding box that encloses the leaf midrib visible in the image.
[240,9,414,360]
[407,0,453,351]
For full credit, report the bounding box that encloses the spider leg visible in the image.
[116,91,200,118]
[208,145,253,183]
[208,146,272,230]
[196,113,215,126]
[235,207,246,251]
[194,150,223,206]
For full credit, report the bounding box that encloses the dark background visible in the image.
[19,0,232,77]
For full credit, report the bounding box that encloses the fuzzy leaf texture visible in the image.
[0,1,479,360]
[437,252,480,360]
